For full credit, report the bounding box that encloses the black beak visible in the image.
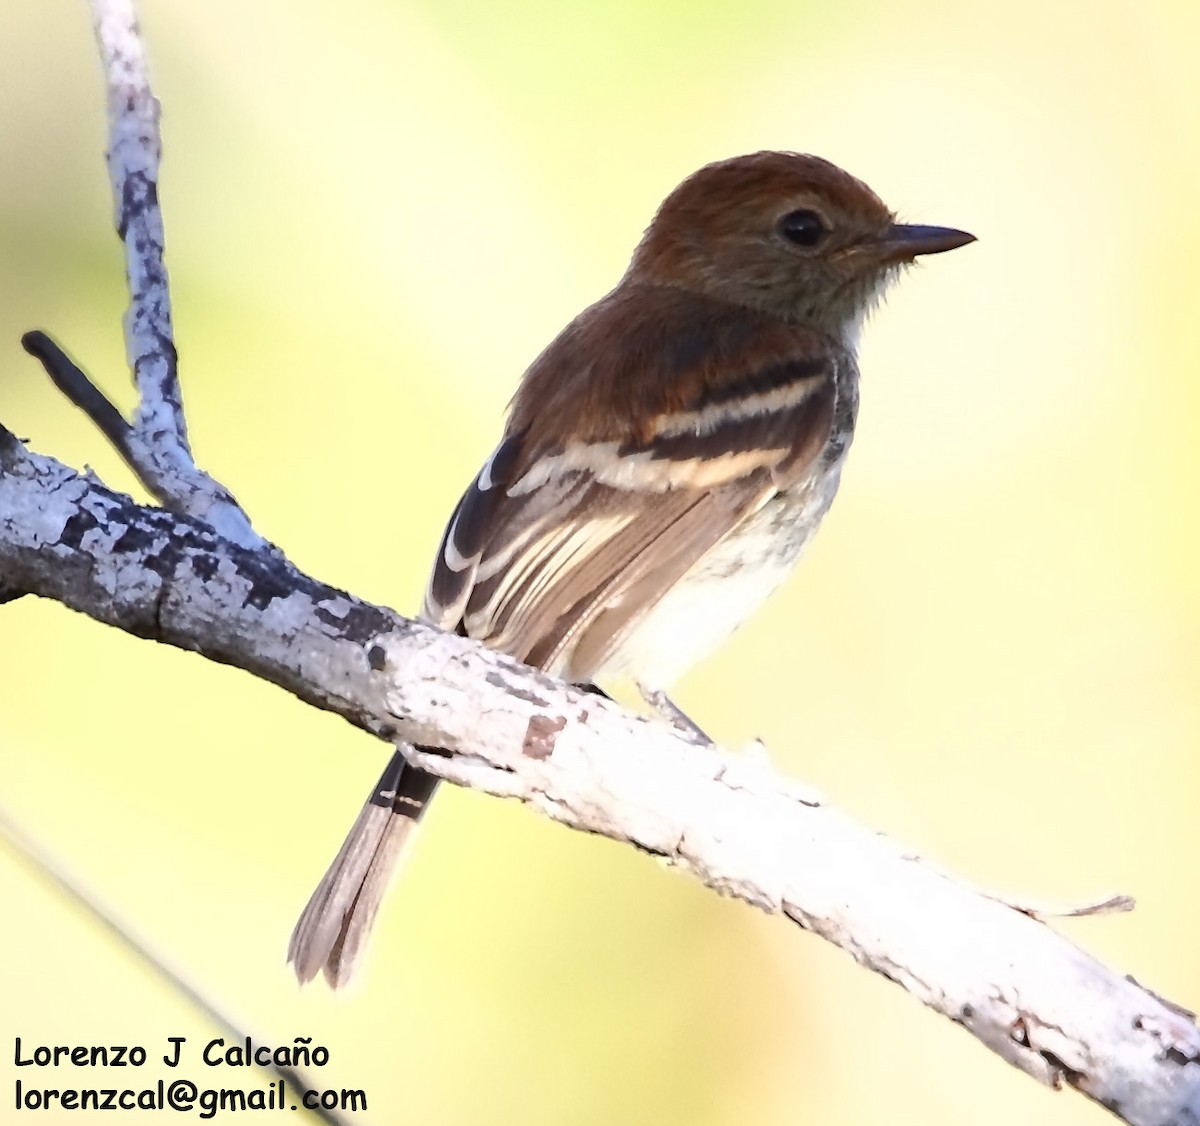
[878,223,976,260]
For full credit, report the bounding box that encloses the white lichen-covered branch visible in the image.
[1,434,1198,1126]
[88,0,260,546]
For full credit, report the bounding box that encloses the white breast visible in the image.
[598,462,846,691]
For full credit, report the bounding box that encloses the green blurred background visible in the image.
[1,1,1197,1123]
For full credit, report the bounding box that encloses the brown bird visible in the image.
[289,150,974,986]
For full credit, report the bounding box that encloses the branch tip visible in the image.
[21,330,135,462]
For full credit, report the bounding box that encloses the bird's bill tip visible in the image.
[881,223,977,258]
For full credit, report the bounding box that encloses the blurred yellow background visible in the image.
[1,0,1197,1122]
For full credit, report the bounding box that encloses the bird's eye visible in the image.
[777,209,827,248]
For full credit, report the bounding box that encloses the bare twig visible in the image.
[996,891,1136,921]
[0,443,1197,1126]
[21,331,134,460]
[0,806,359,1126]
[86,0,260,547]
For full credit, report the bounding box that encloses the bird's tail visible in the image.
[288,750,439,988]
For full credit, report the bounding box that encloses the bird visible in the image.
[288,150,974,986]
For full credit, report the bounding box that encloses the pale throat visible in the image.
[832,266,900,353]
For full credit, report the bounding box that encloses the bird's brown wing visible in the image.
[422,286,844,683]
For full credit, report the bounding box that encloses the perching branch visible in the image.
[1,4,1198,1125]
[2,436,1200,1125]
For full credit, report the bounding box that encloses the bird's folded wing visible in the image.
[422,290,843,682]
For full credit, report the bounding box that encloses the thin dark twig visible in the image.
[21,330,135,463]
[0,805,362,1126]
